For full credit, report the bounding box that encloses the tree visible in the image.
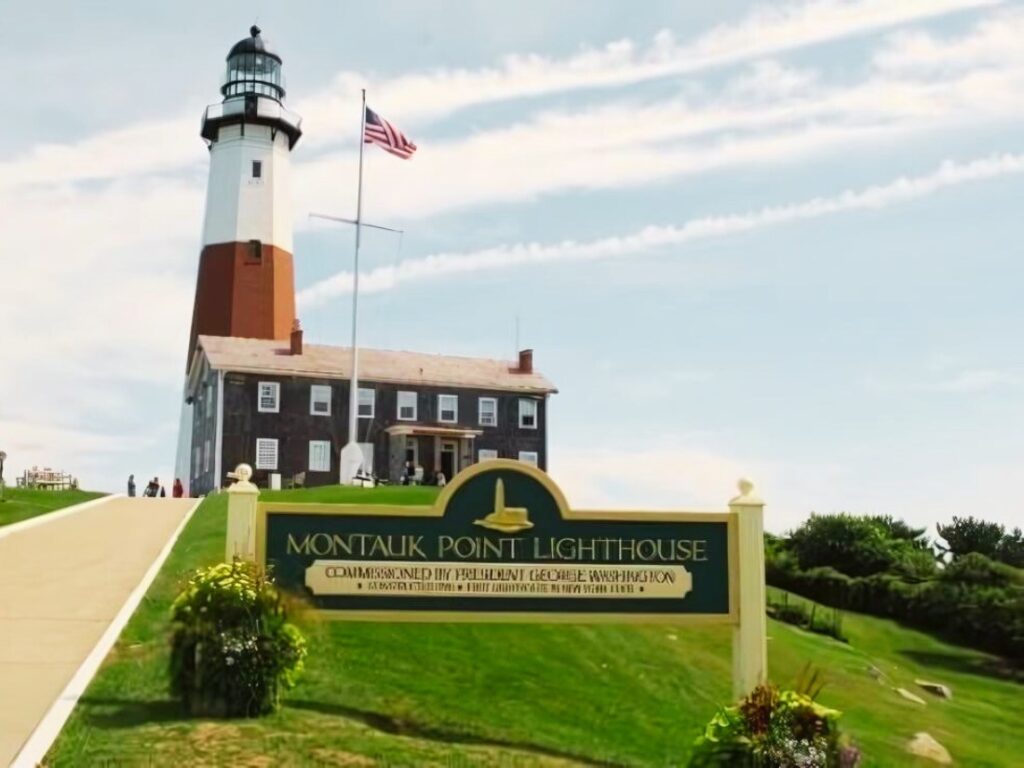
[936,516,1005,560]
[788,513,899,577]
[996,527,1024,569]
[868,515,929,548]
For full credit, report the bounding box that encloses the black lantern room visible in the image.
[222,26,285,102]
[201,26,302,148]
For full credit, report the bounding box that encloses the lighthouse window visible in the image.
[252,160,262,179]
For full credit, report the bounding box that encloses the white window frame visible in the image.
[518,398,538,429]
[205,383,213,419]
[518,451,539,467]
[478,397,498,427]
[397,390,418,421]
[193,448,201,478]
[438,394,458,424]
[257,381,280,413]
[255,438,278,470]
[357,387,376,418]
[309,440,331,472]
[310,384,332,416]
[204,439,211,473]
[478,449,499,462]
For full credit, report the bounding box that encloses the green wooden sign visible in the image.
[257,460,738,623]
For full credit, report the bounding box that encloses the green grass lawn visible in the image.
[0,486,104,527]
[47,487,1024,766]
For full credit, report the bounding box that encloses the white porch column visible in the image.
[225,463,259,562]
[730,478,767,699]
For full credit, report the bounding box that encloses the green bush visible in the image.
[943,552,1024,588]
[998,529,1024,568]
[768,594,847,643]
[788,513,934,578]
[169,560,307,717]
[689,684,860,767]
[767,558,1024,660]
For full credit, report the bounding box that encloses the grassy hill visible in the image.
[0,486,104,527]
[47,488,1024,766]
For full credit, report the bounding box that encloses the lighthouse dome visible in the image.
[222,25,285,101]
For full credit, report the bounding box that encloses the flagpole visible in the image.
[341,89,368,484]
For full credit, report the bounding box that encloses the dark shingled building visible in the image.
[186,331,556,494]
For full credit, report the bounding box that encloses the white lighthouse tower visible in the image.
[175,26,302,492]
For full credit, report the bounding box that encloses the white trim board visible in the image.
[11,498,201,768]
[0,494,123,541]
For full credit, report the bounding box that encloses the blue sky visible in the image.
[1,0,1022,534]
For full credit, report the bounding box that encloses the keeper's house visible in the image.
[186,329,557,494]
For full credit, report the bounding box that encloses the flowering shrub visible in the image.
[169,560,307,717]
[688,683,860,767]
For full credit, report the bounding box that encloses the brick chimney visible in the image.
[290,319,303,355]
[517,348,533,374]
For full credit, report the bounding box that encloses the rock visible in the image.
[906,732,952,764]
[895,687,926,705]
[916,679,953,699]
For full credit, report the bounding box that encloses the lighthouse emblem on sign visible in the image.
[474,479,533,533]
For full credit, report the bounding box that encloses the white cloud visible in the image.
[873,6,1024,73]
[863,365,1023,394]
[0,0,1000,191]
[550,441,847,534]
[297,0,998,140]
[298,152,1024,307]
[292,10,1024,222]
[551,441,1024,534]
[934,369,1022,392]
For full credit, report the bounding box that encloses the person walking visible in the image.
[127,474,136,497]
[172,478,184,498]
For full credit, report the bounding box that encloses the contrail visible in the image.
[298,152,1024,308]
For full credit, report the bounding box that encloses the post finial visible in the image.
[228,463,253,483]
[730,477,763,506]
[226,463,258,495]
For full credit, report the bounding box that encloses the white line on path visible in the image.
[10,498,201,768]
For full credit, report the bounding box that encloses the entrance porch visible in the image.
[385,425,483,485]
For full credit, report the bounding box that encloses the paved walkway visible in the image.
[0,497,196,766]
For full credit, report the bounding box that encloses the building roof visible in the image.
[196,336,558,395]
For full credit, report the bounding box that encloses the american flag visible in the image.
[364,107,417,159]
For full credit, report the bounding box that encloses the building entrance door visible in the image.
[440,440,457,480]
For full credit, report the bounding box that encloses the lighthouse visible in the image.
[175,26,303,492]
[188,25,302,358]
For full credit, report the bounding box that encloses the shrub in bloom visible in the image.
[169,560,307,717]
[689,683,860,767]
